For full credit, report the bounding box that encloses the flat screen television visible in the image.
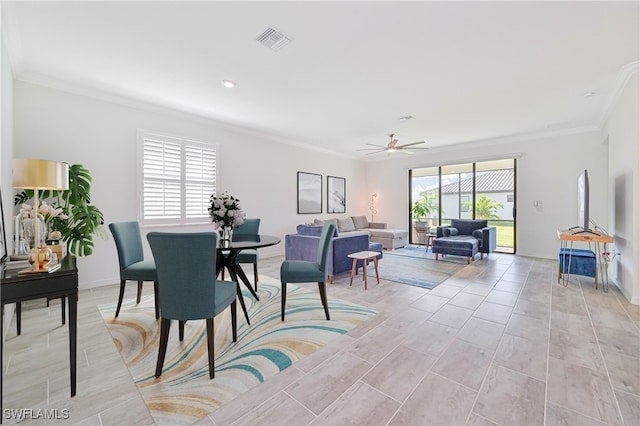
[575,169,597,235]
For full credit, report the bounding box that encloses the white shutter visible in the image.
[140,132,217,224]
[184,144,217,218]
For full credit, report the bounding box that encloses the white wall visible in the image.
[1,37,16,338]
[12,81,366,289]
[364,131,609,260]
[604,72,639,304]
[10,77,638,305]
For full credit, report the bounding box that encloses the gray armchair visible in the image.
[432,219,496,263]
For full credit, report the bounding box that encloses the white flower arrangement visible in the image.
[20,201,69,223]
[208,192,245,229]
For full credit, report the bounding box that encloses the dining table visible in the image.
[216,234,280,325]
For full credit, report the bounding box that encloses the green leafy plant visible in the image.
[413,192,438,221]
[14,164,106,256]
[463,194,504,220]
[411,200,430,221]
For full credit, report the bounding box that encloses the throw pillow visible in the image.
[324,218,339,229]
[337,217,356,232]
[351,215,369,229]
[443,227,459,237]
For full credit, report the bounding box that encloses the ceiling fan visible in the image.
[358,134,428,155]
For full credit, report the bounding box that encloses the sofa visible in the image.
[286,224,383,283]
[312,216,408,250]
[432,219,497,264]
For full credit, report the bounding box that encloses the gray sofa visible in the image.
[312,216,408,249]
[432,219,497,264]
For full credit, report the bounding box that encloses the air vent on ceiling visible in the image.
[256,27,292,51]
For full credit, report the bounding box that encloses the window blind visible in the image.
[140,132,216,224]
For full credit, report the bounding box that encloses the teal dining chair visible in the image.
[279,222,336,321]
[231,218,261,290]
[109,221,159,319]
[147,231,237,379]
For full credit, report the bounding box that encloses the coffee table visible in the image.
[347,250,381,290]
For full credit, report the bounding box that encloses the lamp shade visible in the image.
[13,159,69,190]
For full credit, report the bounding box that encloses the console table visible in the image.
[1,256,78,414]
[557,229,614,292]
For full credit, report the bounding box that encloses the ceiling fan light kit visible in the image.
[357,133,429,155]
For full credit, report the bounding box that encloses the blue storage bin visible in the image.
[558,248,596,278]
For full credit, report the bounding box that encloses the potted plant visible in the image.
[14,163,106,256]
[411,198,431,233]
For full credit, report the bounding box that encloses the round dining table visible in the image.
[216,234,280,325]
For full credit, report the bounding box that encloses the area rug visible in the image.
[99,278,377,425]
[367,245,467,289]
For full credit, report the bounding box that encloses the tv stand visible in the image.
[557,229,613,292]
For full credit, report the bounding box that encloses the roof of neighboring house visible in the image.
[422,169,514,195]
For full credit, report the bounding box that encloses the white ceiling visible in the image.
[2,1,638,159]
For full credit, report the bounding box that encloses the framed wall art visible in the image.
[327,176,346,214]
[297,172,322,214]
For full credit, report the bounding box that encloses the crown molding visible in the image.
[596,61,639,128]
[13,71,358,161]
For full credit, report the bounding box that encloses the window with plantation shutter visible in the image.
[138,131,217,225]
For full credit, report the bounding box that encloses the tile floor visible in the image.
[2,252,639,425]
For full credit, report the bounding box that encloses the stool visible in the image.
[558,248,597,287]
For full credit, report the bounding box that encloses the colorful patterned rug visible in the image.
[367,245,467,289]
[99,278,377,425]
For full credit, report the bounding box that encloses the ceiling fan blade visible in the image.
[366,143,388,148]
[357,147,386,151]
[398,150,414,154]
[396,141,425,149]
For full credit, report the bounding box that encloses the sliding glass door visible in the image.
[409,158,516,253]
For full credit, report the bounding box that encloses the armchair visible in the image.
[285,226,371,283]
[432,219,496,264]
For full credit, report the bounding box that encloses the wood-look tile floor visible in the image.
[2,252,639,425]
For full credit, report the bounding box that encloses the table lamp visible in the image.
[13,158,69,273]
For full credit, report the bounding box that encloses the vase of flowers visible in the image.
[18,201,68,252]
[208,192,245,242]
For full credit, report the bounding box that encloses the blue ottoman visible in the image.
[432,236,479,264]
[558,248,597,286]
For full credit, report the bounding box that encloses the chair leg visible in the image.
[318,282,330,320]
[231,300,237,342]
[206,318,215,379]
[253,262,259,292]
[61,296,66,325]
[115,280,126,317]
[153,281,160,320]
[155,318,171,378]
[16,302,21,336]
[281,282,287,321]
[179,320,185,341]
[136,281,143,304]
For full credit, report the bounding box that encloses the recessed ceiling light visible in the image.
[583,91,595,98]
[221,80,236,89]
